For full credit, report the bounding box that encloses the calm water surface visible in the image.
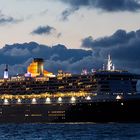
[0,123,140,140]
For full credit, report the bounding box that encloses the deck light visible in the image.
[86,96,91,100]
[116,95,122,100]
[17,99,21,103]
[32,98,36,103]
[4,99,8,104]
[71,97,76,102]
[46,97,51,102]
[58,97,62,102]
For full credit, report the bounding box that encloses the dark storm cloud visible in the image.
[82,29,140,71]
[0,42,92,77]
[60,0,140,11]
[59,0,140,20]
[81,29,136,48]
[31,25,56,35]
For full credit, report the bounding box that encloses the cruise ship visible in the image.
[0,55,140,123]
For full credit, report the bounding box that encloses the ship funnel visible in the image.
[33,58,44,76]
[27,58,44,77]
[27,58,54,77]
[4,64,8,79]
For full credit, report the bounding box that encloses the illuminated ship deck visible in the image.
[0,92,140,105]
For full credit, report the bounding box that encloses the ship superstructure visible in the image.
[0,55,138,95]
[0,55,140,122]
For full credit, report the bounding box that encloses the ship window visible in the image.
[85,85,92,88]
[78,82,83,85]
[59,86,64,89]
[57,77,62,80]
[69,83,73,86]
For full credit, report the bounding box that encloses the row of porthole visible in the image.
[1,96,92,104]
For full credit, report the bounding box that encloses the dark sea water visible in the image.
[0,123,140,140]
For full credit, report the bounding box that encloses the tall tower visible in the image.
[4,65,8,79]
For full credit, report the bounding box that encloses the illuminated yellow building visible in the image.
[27,58,53,77]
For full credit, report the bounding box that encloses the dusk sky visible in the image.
[0,0,140,76]
[0,0,140,49]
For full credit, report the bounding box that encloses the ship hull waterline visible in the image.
[0,99,140,123]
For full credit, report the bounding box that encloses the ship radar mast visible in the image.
[106,54,115,71]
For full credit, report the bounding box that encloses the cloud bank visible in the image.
[59,0,140,20]
[0,42,92,77]
[82,28,140,71]
[60,0,140,11]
